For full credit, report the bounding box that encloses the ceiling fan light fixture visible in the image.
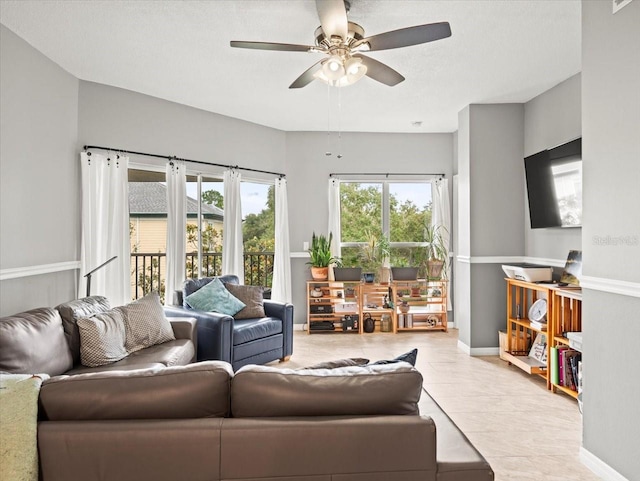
[322,55,345,80]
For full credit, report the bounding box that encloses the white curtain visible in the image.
[327,178,341,280]
[79,152,130,306]
[271,177,292,303]
[431,178,452,310]
[165,160,187,306]
[222,169,244,282]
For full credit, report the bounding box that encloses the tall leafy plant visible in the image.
[307,232,341,268]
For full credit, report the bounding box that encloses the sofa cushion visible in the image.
[0,308,73,376]
[77,310,128,367]
[126,339,195,366]
[55,296,110,364]
[182,275,240,308]
[224,283,266,320]
[233,317,282,345]
[39,361,234,421]
[185,278,245,315]
[231,362,423,417]
[117,292,175,353]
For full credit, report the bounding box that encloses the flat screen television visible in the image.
[524,138,582,229]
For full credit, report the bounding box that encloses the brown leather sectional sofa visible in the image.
[1,300,493,481]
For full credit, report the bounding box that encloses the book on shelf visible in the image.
[550,346,559,385]
[530,319,548,330]
[528,333,548,365]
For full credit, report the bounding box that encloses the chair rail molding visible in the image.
[455,255,565,267]
[0,261,81,281]
[581,276,640,298]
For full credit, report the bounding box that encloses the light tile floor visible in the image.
[278,328,601,481]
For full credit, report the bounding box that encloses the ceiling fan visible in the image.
[230,0,451,89]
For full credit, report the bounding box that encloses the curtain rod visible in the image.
[83,145,285,178]
[329,172,444,178]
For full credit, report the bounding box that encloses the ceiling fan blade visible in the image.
[230,41,315,52]
[355,22,451,52]
[354,54,405,86]
[316,0,348,40]
[289,60,324,89]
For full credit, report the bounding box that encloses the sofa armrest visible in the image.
[164,306,234,363]
[263,300,294,358]
[167,317,197,342]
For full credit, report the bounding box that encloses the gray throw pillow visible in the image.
[370,348,418,367]
[299,358,370,370]
[117,292,175,353]
[77,310,128,367]
[224,284,266,319]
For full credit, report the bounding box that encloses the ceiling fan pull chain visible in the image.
[337,86,343,159]
[325,83,332,156]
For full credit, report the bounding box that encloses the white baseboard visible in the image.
[294,323,306,331]
[580,447,630,481]
[457,340,499,356]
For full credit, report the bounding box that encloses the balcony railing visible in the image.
[131,251,275,301]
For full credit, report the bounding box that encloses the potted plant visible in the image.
[424,224,449,280]
[307,232,340,281]
[358,231,390,283]
[390,259,419,281]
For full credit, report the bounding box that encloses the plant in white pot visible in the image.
[307,232,340,281]
[424,224,448,280]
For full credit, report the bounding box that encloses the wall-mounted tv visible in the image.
[524,138,582,229]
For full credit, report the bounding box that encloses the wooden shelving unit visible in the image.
[504,278,583,399]
[360,283,396,333]
[504,278,554,386]
[306,280,361,334]
[394,279,448,332]
[550,288,582,399]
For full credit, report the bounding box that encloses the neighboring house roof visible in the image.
[129,182,223,220]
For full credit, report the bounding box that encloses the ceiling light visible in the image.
[315,55,367,87]
[322,55,345,81]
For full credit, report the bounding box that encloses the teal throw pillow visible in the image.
[185,278,246,316]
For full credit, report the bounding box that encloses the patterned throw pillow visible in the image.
[185,278,246,316]
[117,292,175,354]
[224,284,266,319]
[77,310,128,367]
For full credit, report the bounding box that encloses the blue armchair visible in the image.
[164,275,293,371]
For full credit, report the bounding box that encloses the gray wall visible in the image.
[581,1,640,478]
[0,25,80,315]
[524,73,582,261]
[456,104,525,350]
[79,81,286,175]
[285,131,453,323]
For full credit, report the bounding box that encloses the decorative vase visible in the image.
[399,302,410,314]
[378,266,391,284]
[310,266,329,280]
[427,260,444,280]
[363,313,375,333]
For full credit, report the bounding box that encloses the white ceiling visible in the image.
[0,0,581,133]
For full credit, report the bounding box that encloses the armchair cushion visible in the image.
[77,310,128,367]
[223,283,265,320]
[185,278,245,316]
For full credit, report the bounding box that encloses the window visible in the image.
[339,181,432,276]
